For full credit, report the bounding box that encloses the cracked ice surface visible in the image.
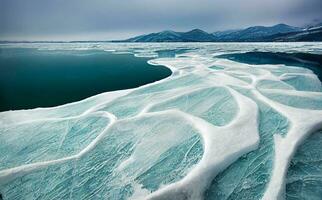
[1,42,322,200]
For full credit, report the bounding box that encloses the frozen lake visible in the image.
[0,42,322,200]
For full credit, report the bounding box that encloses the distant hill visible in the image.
[123,29,215,42]
[262,26,322,42]
[125,30,184,42]
[180,29,215,42]
[212,24,302,41]
[118,23,322,42]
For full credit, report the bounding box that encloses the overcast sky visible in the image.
[1,0,322,41]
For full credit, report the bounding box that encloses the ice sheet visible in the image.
[1,42,322,200]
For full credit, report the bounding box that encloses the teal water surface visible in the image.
[0,48,171,111]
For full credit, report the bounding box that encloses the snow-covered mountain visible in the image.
[120,23,312,42]
[264,26,322,42]
[212,24,302,41]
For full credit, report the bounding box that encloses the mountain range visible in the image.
[119,23,322,42]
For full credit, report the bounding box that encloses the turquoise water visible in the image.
[0,48,171,111]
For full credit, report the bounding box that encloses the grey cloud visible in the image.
[1,0,321,40]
